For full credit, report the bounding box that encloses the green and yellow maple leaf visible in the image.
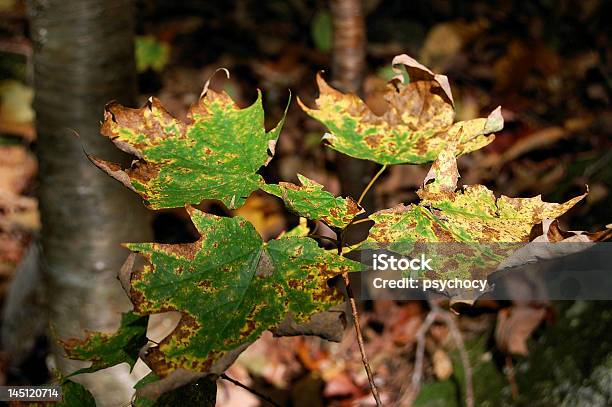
[360,145,585,288]
[262,174,363,229]
[299,54,503,165]
[365,145,584,245]
[90,86,287,210]
[124,207,361,376]
[61,311,148,377]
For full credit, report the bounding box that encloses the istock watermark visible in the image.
[352,243,612,301]
[372,253,432,271]
[371,276,488,293]
[366,249,489,298]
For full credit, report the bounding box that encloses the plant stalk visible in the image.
[357,164,387,206]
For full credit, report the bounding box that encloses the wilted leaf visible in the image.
[136,36,170,73]
[62,311,148,376]
[124,207,361,376]
[492,219,612,273]
[535,219,612,243]
[298,54,503,165]
[262,174,363,229]
[91,81,288,209]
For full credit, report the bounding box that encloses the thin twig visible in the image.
[337,231,381,405]
[398,311,437,406]
[411,312,438,392]
[220,373,280,407]
[437,308,474,407]
[400,304,474,407]
[342,272,383,406]
[336,163,385,406]
[357,164,387,206]
[506,355,519,400]
[348,217,373,226]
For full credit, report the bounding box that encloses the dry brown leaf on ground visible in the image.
[432,349,453,380]
[495,305,546,356]
[420,20,488,71]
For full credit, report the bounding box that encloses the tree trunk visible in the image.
[28,0,151,403]
[330,0,376,211]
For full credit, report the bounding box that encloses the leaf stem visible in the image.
[341,272,383,406]
[357,164,387,207]
[220,373,280,407]
[338,166,383,406]
[348,217,372,226]
[338,231,382,406]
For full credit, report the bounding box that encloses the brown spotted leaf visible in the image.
[124,207,361,376]
[360,146,586,300]
[298,54,503,165]
[262,174,363,229]
[534,219,612,243]
[90,84,287,210]
[365,146,585,245]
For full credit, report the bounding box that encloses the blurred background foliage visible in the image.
[0,0,610,405]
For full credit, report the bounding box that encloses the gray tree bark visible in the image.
[330,0,376,212]
[28,0,151,403]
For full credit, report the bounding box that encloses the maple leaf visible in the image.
[62,311,148,377]
[262,174,363,229]
[298,54,503,165]
[359,145,586,294]
[123,207,361,376]
[365,146,585,245]
[90,83,287,210]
